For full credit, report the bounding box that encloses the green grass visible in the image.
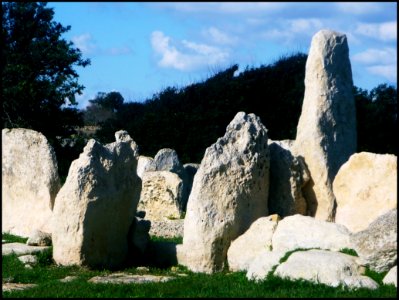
[2,232,28,244]
[2,233,397,298]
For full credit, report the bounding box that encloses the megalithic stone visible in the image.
[178,112,270,273]
[293,29,357,221]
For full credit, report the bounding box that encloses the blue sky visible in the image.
[49,2,397,109]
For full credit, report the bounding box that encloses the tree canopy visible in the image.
[2,2,90,140]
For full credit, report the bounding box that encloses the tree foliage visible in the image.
[83,91,124,125]
[94,53,308,163]
[2,2,90,140]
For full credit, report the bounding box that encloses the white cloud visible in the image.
[72,33,96,54]
[151,31,229,71]
[336,2,382,15]
[260,18,325,44]
[203,27,238,45]
[355,21,397,41]
[367,64,397,82]
[352,48,397,65]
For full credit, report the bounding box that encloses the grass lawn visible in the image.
[2,233,397,298]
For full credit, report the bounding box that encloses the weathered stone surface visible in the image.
[149,219,184,238]
[227,215,279,272]
[2,283,38,292]
[274,249,378,289]
[137,156,153,179]
[59,276,78,283]
[2,128,61,237]
[292,30,357,221]
[138,171,184,220]
[129,217,151,253]
[147,148,184,175]
[183,163,200,205]
[52,131,141,269]
[2,243,50,256]
[268,140,310,217]
[246,251,286,281]
[18,255,38,265]
[88,273,175,284]
[351,209,397,273]
[180,112,270,273]
[147,148,190,209]
[26,230,52,246]
[272,214,352,252]
[333,152,397,233]
[383,266,397,287]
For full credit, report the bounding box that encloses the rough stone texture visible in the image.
[180,112,270,273]
[147,148,189,210]
[88,273,175,284]
[227,215,280,272]
[351,209,397,273]
[18,255,38,265]
[2,283,38,292]
[2,243,50,256]
[292,30,357,222]
[2,128,61,237]
[274,249,378,290]
[383,266,397,287]
[59,276,78,283]
[333,152,397,233]
[149,219,184,238]
[137,156,153,179]
[246,251,286,281]
[183,163,200,202]
[272,214,352,252]
[26,230,52,246]
[268,140,310,217]
[52,131,141,269]
[138,171,184,220]
[129,217,151,253]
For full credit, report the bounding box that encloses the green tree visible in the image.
[83,91,124,125]
[2,2,90,139]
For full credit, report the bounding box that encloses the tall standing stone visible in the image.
[52,131,141,269]
[293,30,357,221]
[178,112,270,273]
[2,128,61,237]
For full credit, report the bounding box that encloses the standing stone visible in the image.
[293,30,357,221]
[137,171,184,220]
[52,131,141,269]
[137,156,154,179]
[351,209,397,273]
[268,140,310,217]
[2,128,61,237]
[147,148,189,210]
[179,112,270,273]
[333,152,397,233]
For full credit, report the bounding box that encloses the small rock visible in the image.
[2,283,37,292]
[88,273,175,284]
[18,255,38,265]
[2,242,50,256]
[24,264,33,269]
[383,266,397,287]
[60,276,78,283]
[26,230,52,246]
